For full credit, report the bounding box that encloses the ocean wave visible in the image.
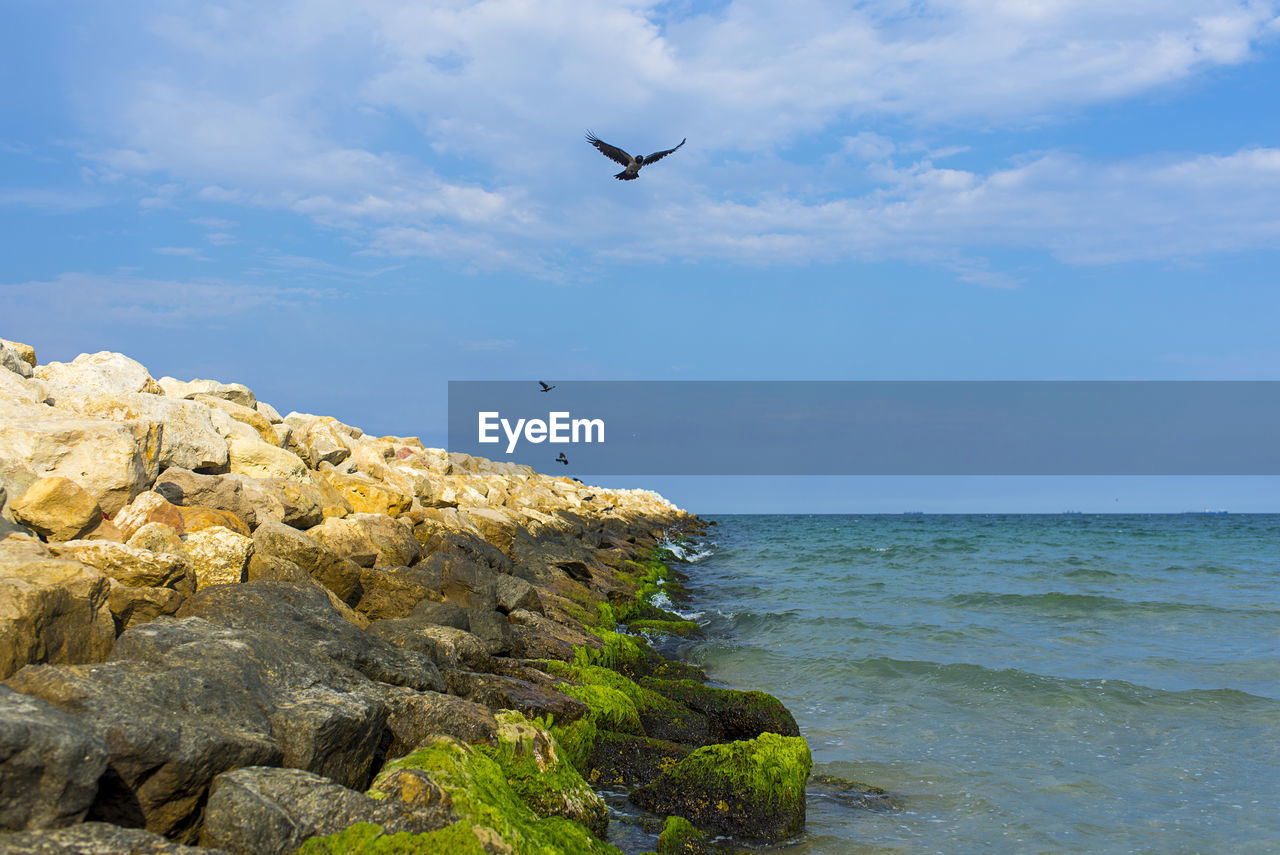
[660,538,716,563]
[947,590,1274,619]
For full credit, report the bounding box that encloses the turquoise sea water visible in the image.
[669,514,1280,855]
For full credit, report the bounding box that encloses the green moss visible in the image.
[579,627,650,673]
[640,678,799,740]
[550,712,598,774]
[632,733,812,841]
[297,821,491,854]
[656,815,706,855]
[370,738,622,855]
[627,619,700,637]
[557,683,643,735]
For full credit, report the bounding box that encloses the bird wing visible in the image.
[643,138,686,164]
[586,132,633,167]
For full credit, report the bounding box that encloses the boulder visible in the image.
[366,619,493,672]
[0,341,34,379]
[243,554,368,628]
[183,527,253,590]
[158,377,256,408]
[8,477,102,542]
[178,507,250,537]
[191,396,275,444]
[199,766,452,855]
[445,672,589,726]
[371,685,499,756]
[0,402,161,515]
[463,507,518,556]
[495,574,543,615]
[107,580,185,633]
[112,491,185,540]
[320,470,410,517]
[0,684,108,831]
[638,679,800,742]
[0,547,114,680]
[631,733,811,841]
[153,469,253,527]
[234,476,323,531]
[305,517,377,568]
[0,822,226,853]
[47,540,194,596]
[353,564,443,620]
[33,351,161,395]
[347,513,419,567]
[40,387,229,473]
[177,581,444,692]
[250,521,361,605]
[226,437,308,483]
[299,421,350,466]
[409,599,469,630]
[127,522,187,556]
[255,401,283,424]
[464,609,516,656]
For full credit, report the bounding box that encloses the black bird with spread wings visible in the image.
[538,381,556,392]
[586,131,686,180]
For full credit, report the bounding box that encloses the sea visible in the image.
[659,514,1280,855]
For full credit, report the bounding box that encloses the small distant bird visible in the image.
[539,381,556,392]
[603,505,616,511]
[586,131,686,181]
[572,477,583,483]
[555,452,569,465]
[583,494,595,501]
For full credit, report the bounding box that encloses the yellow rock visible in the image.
[9,476,103,542]
[179,506,250,536]
[321,469,411,517]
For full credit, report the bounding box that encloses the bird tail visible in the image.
[614,170,639,180]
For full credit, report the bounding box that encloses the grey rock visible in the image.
[464,609,516,656]
[250,522,361,605]
[366,619,492,672]
[408,600,469,630]
[0,822,226,853]
[371,685,499,756]
[494,574,543,615]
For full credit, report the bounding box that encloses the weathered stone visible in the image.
[33,351,162,395]
[107,579,185,633]
[177,581,444,692]
[191,395,275,444]
[47,540,193,596]
[301,420,351,466]
[361,689,496,763]
[126,522,187,557]
[463,507,519,556]
[234,476,323,531]
[112,491,186,541]
[254,400,283,423]
[465,609,516,656]
[445,671,589,725]
[41,386,229,474]
[367,619,493,672]
[587,730,691,788]
[0,339,35,376]
[8,477,102,542]
[250,521,361,605]
[0,684,108,831]
[0,548,114,680]
[200,766,452,855]
[154,469,252,525]
[0,402,161,515]
[226,437,308,483]
[320,469,410,517]
[490,710,607,836]
[79,517,124,543]
[311,474,352,519]
[639,678,800,742]
[495,574,543,615]
[433,552,499,611]
[348,513,419,567]
[353,565,440,621]
[178,507,250,537]
[306,517,377,567]
[409,599,469,630]
[631,733,811,841]
[0,822,225,853]
[183,527,253,590]
[158,377,256,408]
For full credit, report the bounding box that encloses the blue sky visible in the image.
[3,0,1279,512]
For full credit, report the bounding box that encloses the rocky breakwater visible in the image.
[0,336,811,855]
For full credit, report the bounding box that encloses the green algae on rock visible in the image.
[656,815,708,854]
[632,732,812,841]
[640,678,800,742]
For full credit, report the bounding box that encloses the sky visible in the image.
[2,0,1279,512]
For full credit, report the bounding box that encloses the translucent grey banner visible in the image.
[447,381,1280,475]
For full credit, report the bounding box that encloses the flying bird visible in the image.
[586,131,686,180]
[555,452,569,465]
[539,381,556,392]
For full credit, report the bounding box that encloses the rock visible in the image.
[191,396,275,444]
[463,508,518,556]
[465,609,516,656]
[107,580,185,632]
[300,420,351,466]
[243,554,368,628]
[0,402,161,515]
[47,540,194,596]
[177,581,444,692]
[311,475,352,519]
[234,476,323,531]
[33,351,162,395]
[84,499,181,550]
[199,766,452,855]
[250,521,361,605]
[366,619,493,672]
[488,710,607,836]
[305,517,377,568]
[226,437,308,483]
[254,401,283,424]
[409,599,469,630]
[347,513,419,567]
[154,470,252,527]
[41,387,229,474]
[656,815,707,855]
[320,470,410,517]
[507,609,600,652]
[0,547,114,680]
[183,527,253,590]
[494,575,543,615]
[631,733,811,841]
[0,822,226,853]
[0,684,107,831]
[587,730,690,788]
[0,339,36,375]
[371,685,500,755]
[158,378,256,408]
[177,507,250,537]
[127,522,187,557]
[446,672,588,726]
[639,679,800,742]
[434,553,499,611]
[8,477,102,542]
